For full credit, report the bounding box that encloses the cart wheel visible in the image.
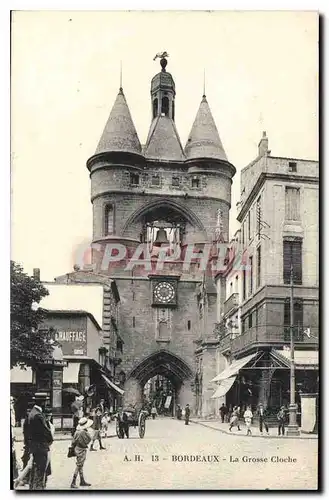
[138,412,146,438]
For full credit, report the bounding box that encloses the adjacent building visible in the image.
[212,132,319,415]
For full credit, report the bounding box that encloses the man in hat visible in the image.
[28,393,53,490]
[277,405,287,436]
[71,395,84,436]
[257,403,269,436]
[90,407,106,451]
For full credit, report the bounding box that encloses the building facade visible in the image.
[213,132,319,415]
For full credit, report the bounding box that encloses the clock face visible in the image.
[154,282,176,304]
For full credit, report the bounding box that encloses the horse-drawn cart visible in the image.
[115,405,148,439]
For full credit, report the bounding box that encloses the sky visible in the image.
[11,10,318,281]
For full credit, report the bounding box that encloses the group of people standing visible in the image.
[220,402,289,436]
[14,392,55,490]
[176,404,190,425]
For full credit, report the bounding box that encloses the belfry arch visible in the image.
[122,198,206,235]
[123,350,194,411]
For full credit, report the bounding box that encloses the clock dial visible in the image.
[154,282,176,304]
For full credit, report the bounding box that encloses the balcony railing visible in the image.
[218,325,319,356]
[223,293,239,317]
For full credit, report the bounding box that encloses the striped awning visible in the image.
[211,376,236,399]
[211,352,259,382]
[272,349,318,369]
[101,374,124,395]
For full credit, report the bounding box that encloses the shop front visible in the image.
[210,348,318,426]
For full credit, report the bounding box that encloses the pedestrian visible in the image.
[11,397,18,486]
[117,407,129,438]
[90,407,106,451]
[277,406,287,436]
[109,405,114,421]
[99,398,106,415]
[101,411,109,438]
[257,403,269,436]
[151,405,157,420]
[229,406,241,432]
[70,417,93,489]
[28,393,53,490]
[243,405,253,436]
[184,404,190,425]
[44,409,55,487]
[176,404,182,420]
[71,395,84,436]
[219,403,228,423]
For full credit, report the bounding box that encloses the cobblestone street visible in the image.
[15,418,318,490]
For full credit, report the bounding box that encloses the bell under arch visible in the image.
[122,198,206,235]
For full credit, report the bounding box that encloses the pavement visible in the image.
[13,417,318,490]
[190,418,318,440]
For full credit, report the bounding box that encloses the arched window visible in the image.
[153,98,158,118]
[161,96,169,116]
[104,204,114,236]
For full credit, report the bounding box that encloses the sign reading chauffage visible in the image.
[54,330,87,356]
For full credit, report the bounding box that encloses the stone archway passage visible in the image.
[128,349,193,386]
[124,350,194,412]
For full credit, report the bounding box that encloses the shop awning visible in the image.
[272,349,318,369]
[211,352,259,382]
[10,366,34,384]
[63,363,81,384]
[101,374,124,395]
[211,376,236,399]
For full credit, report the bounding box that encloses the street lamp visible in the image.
[286,264,300,437]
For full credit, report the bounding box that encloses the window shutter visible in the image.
[292,241,302,284]
[283,241,291,284]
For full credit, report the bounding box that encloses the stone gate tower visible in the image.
[86,56,236,413]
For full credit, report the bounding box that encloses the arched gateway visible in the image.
[124,350,194,411]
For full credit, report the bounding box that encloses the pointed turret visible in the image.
[185,95,228,162]
[144,116,185,161]
[95,88,142,156]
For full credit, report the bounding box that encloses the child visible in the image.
[70,417,93,489]
[229,406,241,432]
[243,406,253,436]
[101,411,109,438]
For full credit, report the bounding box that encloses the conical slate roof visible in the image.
[184,96,228,162]
[144,116,185,161]
[95,88,142,155]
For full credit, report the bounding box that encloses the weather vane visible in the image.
[153,51,169,71]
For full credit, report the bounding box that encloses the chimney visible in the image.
[33,268,41,281]
[258,131,269,157]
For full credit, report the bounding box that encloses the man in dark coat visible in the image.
[117,407,129,438]
[257,403,269,435]
[219,403,228,423]
[28,393,53,490]
[184,404,190,425]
